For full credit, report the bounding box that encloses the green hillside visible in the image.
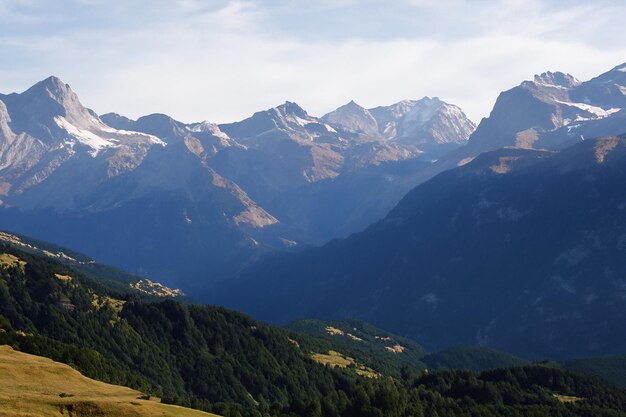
[0,230,187,299]
[563,355,626,388]
[2,243,626,416]
[287,319,427,375]
[421,346,529,371]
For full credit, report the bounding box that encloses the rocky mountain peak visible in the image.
[345,99,362,108]
[0,99,12,140]
[322,100,379,137]
[21,76,86,118]
[187,121,231,139]
[532,71,580,89]
[127,113,188,141]
[30,75,71,95]
[0,76,98,146]
[275,101,308,119]
[381,100,418,119]
[100,112,135,130]
[367,97,474,153]
[402,97,446,125]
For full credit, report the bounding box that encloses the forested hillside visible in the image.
[2,244,626,416]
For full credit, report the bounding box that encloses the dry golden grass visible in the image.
[0,253,26,271]
[346,333,363,342]
[310,351,379,379]
[554,393,583,404]
[0,345,220,417]
[355,368,379,379]
[90,292,126,313]
[311,350,354,368]
[325,326,345,336]
[54,274,74,282]
[384,344,405,354]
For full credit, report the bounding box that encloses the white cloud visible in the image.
[0,0,625,125]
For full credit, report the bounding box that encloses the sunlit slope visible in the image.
[0,345,219,417]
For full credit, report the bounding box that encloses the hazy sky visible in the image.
[1,0,625,124]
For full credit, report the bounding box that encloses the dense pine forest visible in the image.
[2,244,626,417]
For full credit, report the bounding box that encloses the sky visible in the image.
[1,0,625,124]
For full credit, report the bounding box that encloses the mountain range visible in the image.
[1,62,626,363]
[0,77,473,290]
[407,63,626,185]
[211,63,626,360]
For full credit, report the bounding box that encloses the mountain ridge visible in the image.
[212,135,626,360]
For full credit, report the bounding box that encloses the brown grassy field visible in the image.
[0,253,26,271]
[310,350,379,378]
[0,345,220,417]
[554,393,583,403]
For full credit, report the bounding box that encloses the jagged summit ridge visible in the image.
[532,71,580,89]
[0,75,163,154]
[275,101,308,118]
[321,96,476,151]
[367,97,475,151]
[467,64,626,152]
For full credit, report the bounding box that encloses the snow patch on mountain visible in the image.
[188,121,231,140]
[324,123,337,133]
[100,125,166,145]
[287,113,314,128]
[554,100,621,120]
[54,116,165,157]
[54,116,119,156]
[400,98,445,133]
[386,100,418,119]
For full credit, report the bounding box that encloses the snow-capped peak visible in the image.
[269,102,319,130]
[402,97,445,127]
[617,63,626,73]
[188,121,231,140]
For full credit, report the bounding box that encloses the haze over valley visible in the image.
[2,1,626,416]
